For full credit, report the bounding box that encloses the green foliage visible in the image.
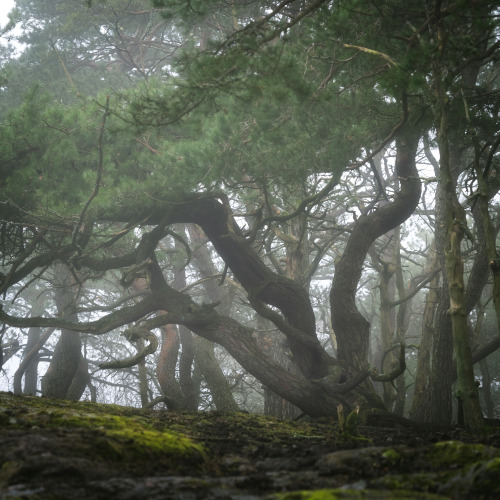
[1,86,98,216]
[5,0,475,224]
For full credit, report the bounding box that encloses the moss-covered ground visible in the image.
[1,391,500,499]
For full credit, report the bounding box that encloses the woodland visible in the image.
[1,0,500,439]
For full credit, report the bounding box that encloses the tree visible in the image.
[1,0,499,425]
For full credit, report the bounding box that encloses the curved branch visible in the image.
[0,293,162,335]
[99,328,158,369]
[370,343,406,383]
[389,268,441,308]
[330,116,421,371]
[153,196,330,379]
[165,229,191,271]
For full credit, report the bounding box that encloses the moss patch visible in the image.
[427,440,499,469]
[2,392,500,499]
[269,488,448,499]
[0,391,206,474]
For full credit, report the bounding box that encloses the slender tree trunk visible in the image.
[437,91,483,432]
[156,324,184,410]
[16,296,48,395]
[23,326,41,395]
[66,355,90,401]
[137,338,149,407]
[262,213,309,418]
[393,227,413,417]
[409,240,440,422]
[479,358,494,419]
[194,336,239,411]
[474,299,495,420]
[173,230,198,411]
[474,144,500,336]
[14,327,55,396]
[377,255,397,410]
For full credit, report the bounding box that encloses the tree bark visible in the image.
[193,336,240,411]
[173,230,199,411]
[161,198,331,380]
[409,240,440,422]
[156,323,184,410]
[330,123,421,381]
[137,339,149,407]
[41,263,84,400]
[23,326,41,395]
[13,327,55,396]
[437,89,483,432]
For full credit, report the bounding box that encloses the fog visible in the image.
[0,1,499,429]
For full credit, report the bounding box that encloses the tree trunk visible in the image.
[173,231,199,411]
[474,144,500,337]
[137,338,149,407]
[193,336,239,411]
[479,358,494,419]
[393,226,414,417]
[330,122,421,385]
[14,327,55,396]
[156,324,184,410]
[16,296,47,395]
[437,93,483,431]
[66,355,90,401]
[41,263,83,400]
[23,326,41,395]
[409,240,440,422]
[376,255,397,409]
[262,212,310,418]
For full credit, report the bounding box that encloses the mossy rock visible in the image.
[426,440,499,469]
[269,488,448,499]
[0,391,206,480]
[2,392,500,499]
[371,440,500,498]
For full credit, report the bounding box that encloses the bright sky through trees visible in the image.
[0,0,15,25]
[0,0,16,49]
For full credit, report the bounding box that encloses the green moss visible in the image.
[381,448,401,464]
[269,488,448,499]
[182,410,329,445]
[469,457,500,492]
[427,440,499,469]
[0,392,206,470]
[444,456,500,497]
[17,406,203,458]
[372,472,445,493]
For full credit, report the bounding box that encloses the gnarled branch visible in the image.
[99,328,158,369]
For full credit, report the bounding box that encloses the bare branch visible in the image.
[99,328,158,369]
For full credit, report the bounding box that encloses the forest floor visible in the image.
[1,392,500,499]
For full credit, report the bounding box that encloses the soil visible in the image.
[1,391,500,499]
